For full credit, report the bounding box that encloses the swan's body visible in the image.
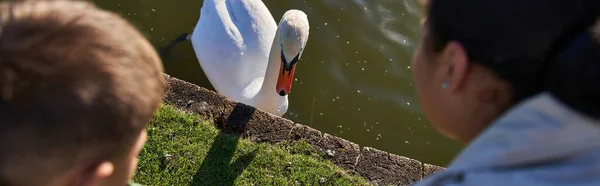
[190,0,309,116]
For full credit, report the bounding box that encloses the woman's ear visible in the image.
[439,41,469,92]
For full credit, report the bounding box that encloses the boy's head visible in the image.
[0,1,164,185]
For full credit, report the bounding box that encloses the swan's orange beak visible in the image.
[276,64,296,96]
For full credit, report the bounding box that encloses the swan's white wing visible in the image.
[191,0,277,102]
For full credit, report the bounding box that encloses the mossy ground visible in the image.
[133,105,369,185]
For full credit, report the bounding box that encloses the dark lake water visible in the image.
[93,0,464,166]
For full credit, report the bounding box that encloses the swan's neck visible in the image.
[254,27,286,113]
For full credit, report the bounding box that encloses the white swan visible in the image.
[190,0,310,117]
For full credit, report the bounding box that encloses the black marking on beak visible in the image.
[279,90,286,96]
[280,49,300,76]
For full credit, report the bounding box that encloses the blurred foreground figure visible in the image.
[410,0,600,185]
[0,1,164,186]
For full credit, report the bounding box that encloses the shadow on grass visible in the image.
[190,103,258,186]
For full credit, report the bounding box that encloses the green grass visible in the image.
[133,105,370,186]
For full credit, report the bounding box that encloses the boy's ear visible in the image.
[78,161,114,186]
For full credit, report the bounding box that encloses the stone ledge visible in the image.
[314,133,362,170]
[355,147,422,185]
[289,124,323,145]
[423,163,445,178]
[161,74,446,185]
[163,74,295,143]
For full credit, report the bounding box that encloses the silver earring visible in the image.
[441,82,449,89]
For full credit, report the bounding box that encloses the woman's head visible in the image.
[411,0,600,142]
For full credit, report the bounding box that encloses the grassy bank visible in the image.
[133,105,369,185]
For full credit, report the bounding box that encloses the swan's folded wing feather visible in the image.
[191,0,277,101]
[191,1,246,98]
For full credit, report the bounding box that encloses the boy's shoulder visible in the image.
[128,181,144,186]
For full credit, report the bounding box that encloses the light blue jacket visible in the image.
[414,93,600,186]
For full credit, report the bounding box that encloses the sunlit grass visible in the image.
[133,105,369,185]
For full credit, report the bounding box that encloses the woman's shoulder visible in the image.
[415,93,600,186]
